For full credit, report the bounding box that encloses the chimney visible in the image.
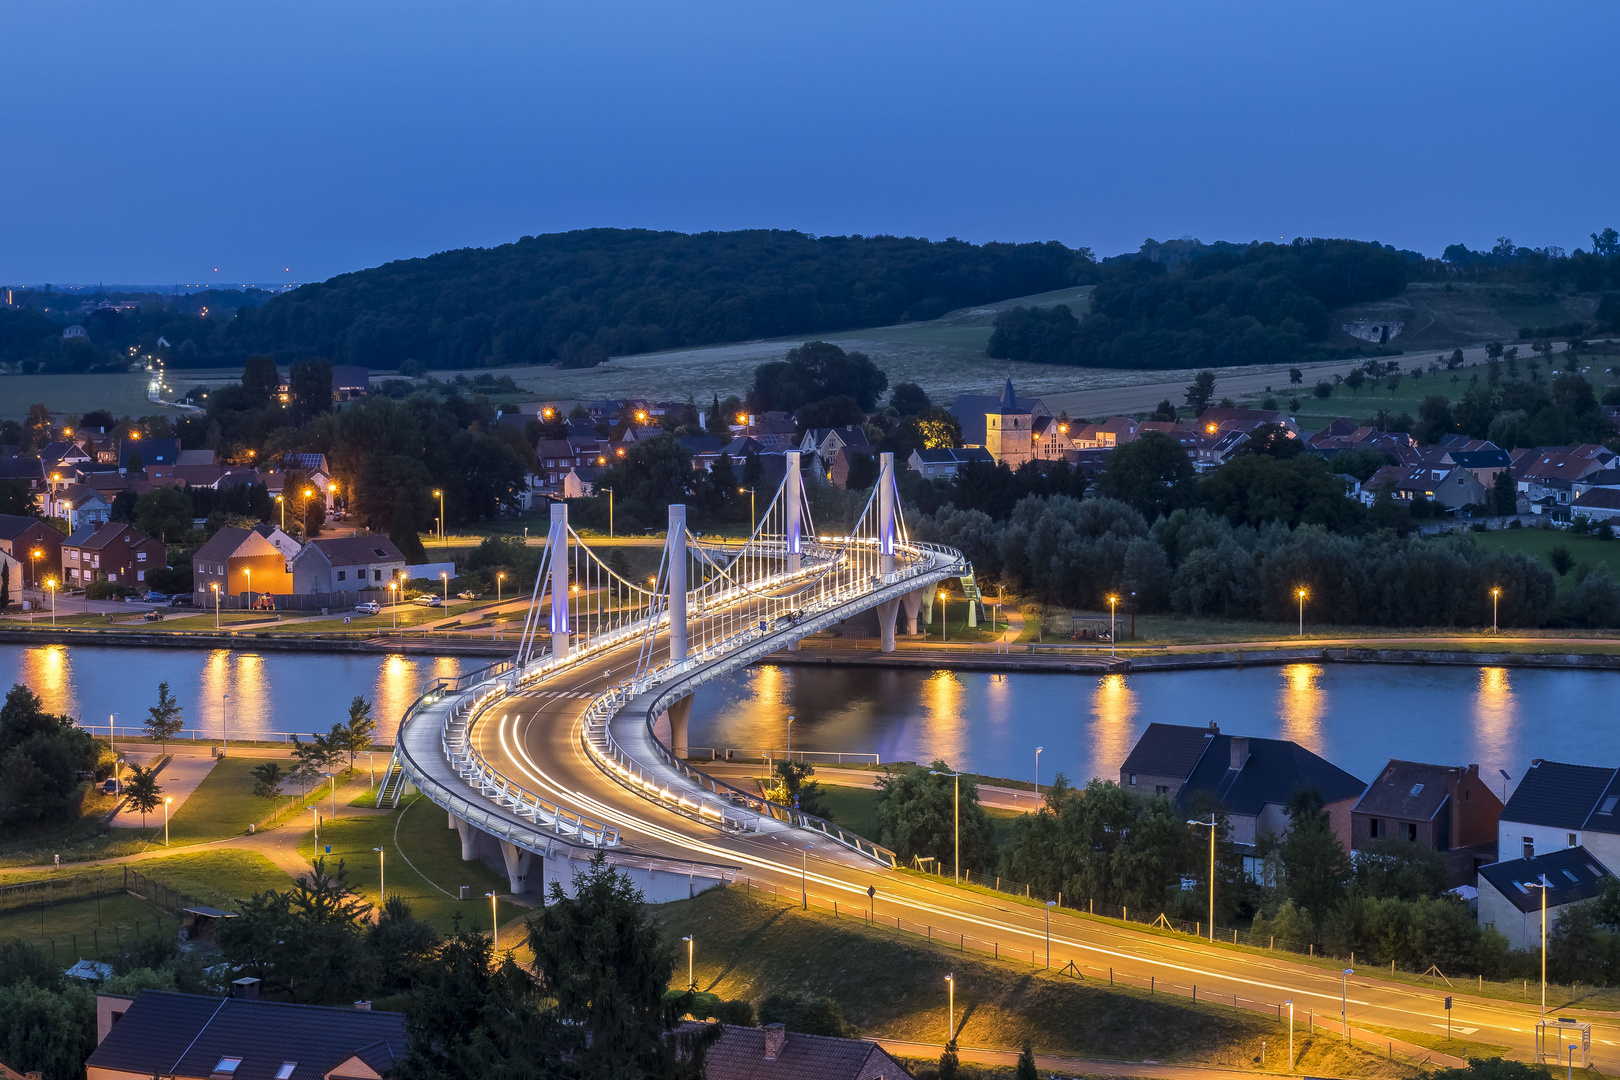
[354,1000,372,1011]
[763,1023,787,1060]
[232,977,260,1000]
[1229,737,1249,772]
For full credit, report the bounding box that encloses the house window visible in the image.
[137,570,145,581]
[373,569,382,581]
[1369,818,1380,839]
[337,571,346,581]
[1523,836,1535,859]
[1128,774,1137,786]
[215,1059,242,1076]
[276,1065,296,1080]
[1569,832,1578,848]
[1155,784,1170,795]
[1407,822,1417,842]
[137,552,146,562]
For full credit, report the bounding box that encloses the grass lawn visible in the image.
[0,372,187,422]
[130,850,295,908]
[653,886,1406,1076]
[294,796,510,933]
[163,755,290,842]
[1473,528,1620,593]
[0,784,161,868]
[0,892,173,963]
[814,784,1024,854]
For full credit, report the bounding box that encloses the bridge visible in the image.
[388,449,974,899]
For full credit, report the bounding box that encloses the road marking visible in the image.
[1432,1024,1479,1034]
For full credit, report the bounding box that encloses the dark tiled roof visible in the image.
[193,526,256,563]
[0,458,44,481]
[86,990,406,1080]
[1478,846,1614,914]
[1450,448,1512,469]
[1120,722,1216,781]
[307,535,405,564]
[690,1023,913,1080]
[1352,760,1457,821]
[1573,488,1620,511]
[1501,760,1620,834]
[0,514,51,542]
[1174,730,1365,817]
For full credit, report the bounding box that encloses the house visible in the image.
[1570,488,1620,523]
[290,535,406,596]
[1070,416,1140,450]
[1119,721,1366,863]
[1516,445,1620,513]
[61,523,165,588]
[983,378,1034,467]
[192,527,296,606]
[906,447,994,480]
[85,986,406,1080]
[536,437,609,489]
[562,465,605,498]
[1364,465,1486,510]
[1447,447,1514,487]
[0,456,45,495]
[118,437,181,474]
[1477,847,1615,950]
[1350,760,1502,885]
[949,384,1051,448]
[43,483,112,530]
[692,1022,913,1080]
[0,514,63,585]
[1192,406,1298,437]
[800,426,871,479]
[1031,414,1078,460]
[62,324,87,338]
[331,365,370,400]
[1495,758,1620,870]
[251,523,302,562]
[38,439,94,473]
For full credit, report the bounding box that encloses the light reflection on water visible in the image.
[689,661,1616,795]
[3,644,466,741]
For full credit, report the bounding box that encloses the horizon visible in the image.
[3,3,1616,284]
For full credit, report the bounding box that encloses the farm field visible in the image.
[0,372,185,422]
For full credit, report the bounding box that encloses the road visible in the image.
[461,633,1616,1072]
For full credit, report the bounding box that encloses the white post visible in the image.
[785,450,803,574]
[667,504,687,664]
[878,452,895,578]
[547,502,570,660]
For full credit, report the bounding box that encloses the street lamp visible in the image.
[1284,999,1294,1071]
[801,845,813,909]
[164,796,173,846]
[786,714,795,761]
[497,571,505,605]
[1186,816,1217,941]
[211,582,220,629]
[1297,587,1308,637]
[1107,594,1119,656]
[275,493,284,530]
[433,490,444,542]
[441,571,449,607]
[1491,586,1501,634]
[487,891,499,951]
[1045,900,1056,968]
[222,691,229,753]
[244,567,253,612]
[938,589,948,642]
[601,487,614,537]
[929,769,963,882]
[738,486,756,527]
[682,934,695,990]
[326,772,338,819]
[1035,746,1044,803]
[308,805,319,842]
[1527,874,1550,1021]
[45,578,56,627]
[945,973,955,1046]
[1341,968,1353,1042]
[388,582,399,629]
[29,547,41,592]
[374,846,385,901]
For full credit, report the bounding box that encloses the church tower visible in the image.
[984,377,1033,467]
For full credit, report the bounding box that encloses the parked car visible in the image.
[457,590,481,601]
[170,595,194,607]
[141,610,163,621]
[354,601,381,615]
[143,591,170,603]
[413,595,443,607]
[102,777,120,795]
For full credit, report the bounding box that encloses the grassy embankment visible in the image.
[654,885,1417,1077]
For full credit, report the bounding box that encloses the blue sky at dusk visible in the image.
[3,2,1616,283]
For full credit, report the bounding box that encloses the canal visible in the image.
[1,643,1605,793]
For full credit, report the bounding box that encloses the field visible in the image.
[163,754,295,841]
[1473,528,1620,594]
[1331,282,1607,356]
[0,372,187,422]
[653,885,1406,1076]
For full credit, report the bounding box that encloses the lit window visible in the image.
[215,1059,243,1075]
[275,1065,296,1080]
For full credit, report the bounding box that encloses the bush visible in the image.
[83,581,137,601]
[757,992,852,1037]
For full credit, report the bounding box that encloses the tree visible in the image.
[1492,470,1517,516]
[1279,788,1351,927]
[751,341,888,412]
[758,992,852,1037]
[1288,368,1303,385]
[527,855,711,1079]
[1345,370,1366,395]
[217,858,372,1003]
[1016,1040,1038,1080]
[124,764,162,828]
[1184,370,1216,415]
[1095,432,1194,521]
[241,354,281,408]
[0,977,96,1080]
[288,359,334,424]
[875,761,997,874]
[1428,1058,1559,1079]
[844,452,878,491]
[938,1042,961,1079]
[1550,545,1574,576]
[1594,227,1620,259]
[773,759,832,819]
[251,761,286,819]
[134,486,193,543]
[144,682,184,751]
[912,407,963,449]
[889,381,930,416]
[337,696,376,769]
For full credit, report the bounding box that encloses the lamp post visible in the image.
[1284,999,1294,1071]
[309,805,319,843]
[738,486,756,528]
[1527,874,1550,1022]
[929,769,962,882]
[1297,587,1308,637]
[244,567,253,612]
[1045,900,1056,968]
[46,578,56,627]
[1341,968,1353,1042]
[682,934,695,990]
[1187,816,1217,941]
[1107,594,1119,656]
[938,589,948,642]
[786,714,795,761]
[163,796,172,846]
[433,490,444,542]
[487,892,499,951]
[601,487,614,537]
[328,772,338,819]
[497,572,505,605]
[1035,746,1044,803]
[275,493,284,530]
[944,973,955,1046]
[375,846,385,901]
[1492,586,1501,634]
[211,582,220,629]
[801,845,812,909]
[222,691,229,753]
[441,571,449,607]
[29,547,41,593]
[388,582,398,629]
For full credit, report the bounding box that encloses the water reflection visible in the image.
[1277,664,1326,750]
[20,644,76,717]
[920,670,966,766]
[1471,667,1517,780]
[1089,673,1137,781]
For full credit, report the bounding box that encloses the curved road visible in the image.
[462,635,1620,1071]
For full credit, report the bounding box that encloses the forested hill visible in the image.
[231,228,1090,371]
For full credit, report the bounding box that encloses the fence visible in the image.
[0,866,209,968]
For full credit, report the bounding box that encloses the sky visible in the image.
[3,1,1617,285]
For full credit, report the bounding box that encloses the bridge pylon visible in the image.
[785,450,803,653]
[546,501,570,660]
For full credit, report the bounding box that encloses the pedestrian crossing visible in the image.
[531,689,594,699]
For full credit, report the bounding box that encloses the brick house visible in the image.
[0,513,63,587]
[1477,847,1615,951]
[1350,760,1502,885]
[192,526,296,606]
[61,523,165,588]
[290,535,406,596]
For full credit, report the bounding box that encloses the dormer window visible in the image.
[276,1065,296,1079]
[214,1058,242,1076]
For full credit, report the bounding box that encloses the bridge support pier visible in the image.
[918,588,935,633]
[902,588,924,635]
[876,598,900,652]
[785,450,803,652]
[453,816,480,861]
[498,839,536,895]
[664,695,694,758]
[547,502,571,660]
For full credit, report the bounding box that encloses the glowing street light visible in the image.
[1035,746,1044,803]
[1296,587,1308,637]
[275,493,284,530]
[682,934,695,990]
[938,589,948,642]
[45,578,56,626]
[244,567,253,612]
[1107,594,1119,656]
[487,891,499,950]
[164,796,173,846]
[432,490,444,541]
[211,582,221,629]
[497,572,505,605]
[1526,875,1551,1021]
[374,846,386,901]
[1186,815,1217,941]
[388,582,399,629]
[1491,586,1501,634]
[441,571,449,607]
[945,973,955,1046]
[738,486,756,527]
[928,768,963,882]
[601,486,614,537]
[29,547,42,592]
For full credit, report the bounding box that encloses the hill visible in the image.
[229,228,1091,371]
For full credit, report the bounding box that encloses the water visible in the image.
[685,662,1616,793]
[0,644,468,743]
